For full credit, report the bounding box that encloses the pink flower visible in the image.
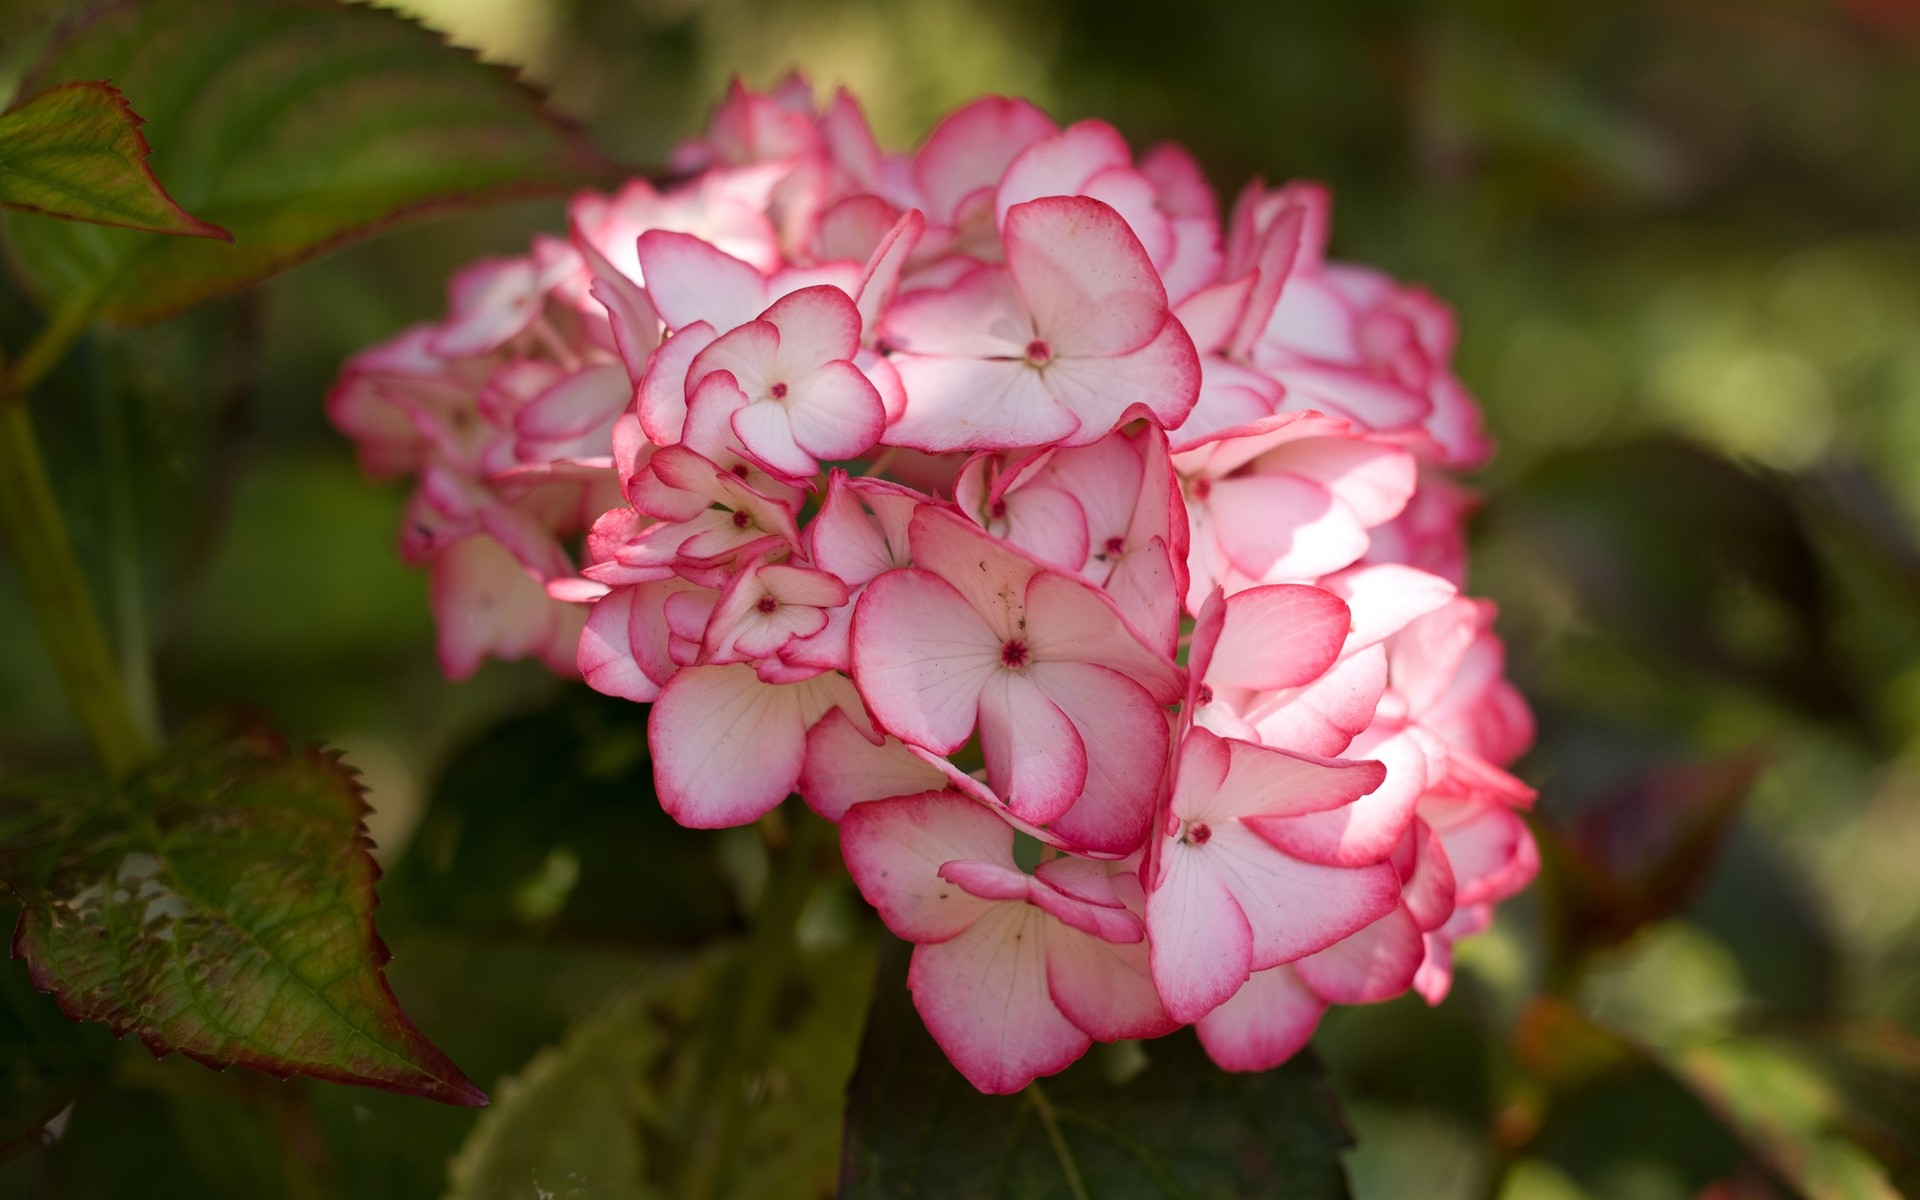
[1144,728,1403,1023]
[678,285,886,478]
[1174,412,1418,608]
[881,195,1201,451]
[842,792,1172,1092]
[851,506,1182,853]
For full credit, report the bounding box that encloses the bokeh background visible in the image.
[4,0,1920,1196]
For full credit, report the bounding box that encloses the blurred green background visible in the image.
[5,0,1920,1196]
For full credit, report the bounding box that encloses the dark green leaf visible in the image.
[839,938,1354,1200]
[0,718,485,1106]
[0,82,228,239]
[0,936,115,1162]
[1,0,612,325]
[448,943,873,1200]
[382,687,740,945]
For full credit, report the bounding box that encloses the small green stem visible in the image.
[0,311,154,777]
[1027,1081,1092,1200]
[3,302,95,403]
[672,811,832,1200]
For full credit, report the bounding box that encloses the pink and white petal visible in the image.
[858,348,908,423]
[913,96,1058,226]
[1203,474,1345,580]
[1176,278,1256,356]
[1260,436,1416,528]
[1146,842,1255,1023]
[1002,196,1168,356]
[910,906,1091,1094]
[431,257,542,357]
[937,858,1035,903]
[578,587,660,701]
[1245,644,1390,758]
[586,260,661,379]
[1208,584,1352,693]
[978,671,1088,825]
[784,359,886,459]
[1428,801,1539,907]
[840,792,1010,941]
[1204,825,1403,967]
[1028,662,1169,856]
[879,264,1031,359]
[637,321,719,444]
[1046,924,1178,1042]
[648,664,825,828]
[809,472,912,585]
[855,209,926,339]
[1174,358,1284,446]
[759,284,864,362]
[1272,362,1431,431]
[1251,728,1426,867]
[1292,903,1424,1004]
[516,362,631,445]
[1001,484,1091,571]
[885,355,1077,453]
[905,507,1041,638]
[1412,932,1456,1006]
[1102,538,1184,659]
[1042,318,1202,443]
[730,400,816,478]
[994,120,1131,225]
[431,534,567,681]
[849,567,1002,752]
[1194,963,1325,1072]
[1176,732,1385,825]
[1022,570,1183,703]
[1398,818,1458,933]
[1320,564,1458,652]
[636,230,767,330]
[1031,857,1127,909]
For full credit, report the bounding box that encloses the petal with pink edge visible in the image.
[636,230,767,331]
[649,664,855,828]
[1194,964,1325,1072]
[977,671,1087,825]
[1293,903,1424,1004]
[799,710,947,821]
[909,906,1091,1094]
[850,567,1001,753]
[1146,842,1254,1023]
[1046,924,1177,1042]
[839,792,1009,942]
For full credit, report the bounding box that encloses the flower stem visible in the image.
[1027,1081,1092,1200]
[671,809,832,1200]
[0,312,155,778]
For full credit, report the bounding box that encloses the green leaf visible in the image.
[447,943,874,1200]
[0,932,115,1162]
[839,938,1354,1200]
[1673,1038,1905,1200]
[383,687,739,946]
[1,0,612,326]
[0,81,228,240]
[0,718,486,1106]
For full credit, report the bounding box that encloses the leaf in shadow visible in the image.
[0,716,484,1105]
[839,936,1354,1200]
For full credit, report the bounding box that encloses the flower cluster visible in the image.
[330,78,1537,1094]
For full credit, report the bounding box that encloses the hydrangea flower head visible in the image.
[331,77,1538,1094]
